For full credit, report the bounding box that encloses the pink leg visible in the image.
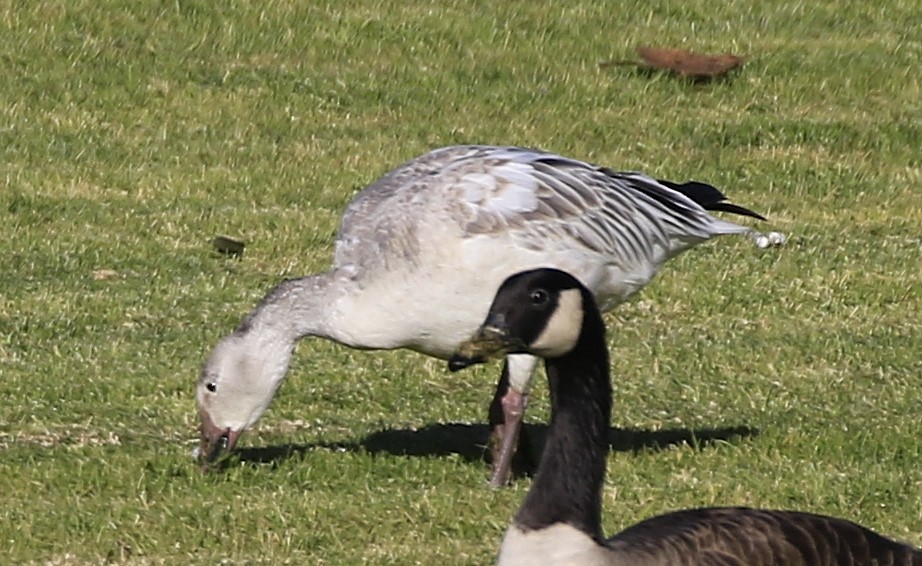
[488,388,528,488]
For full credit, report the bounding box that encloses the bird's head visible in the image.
[449,268,588,371]
[195,330,292,465]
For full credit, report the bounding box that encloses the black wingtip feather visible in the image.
[658,179,767,222]
[704,201,767,221]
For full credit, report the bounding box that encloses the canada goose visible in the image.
[449,268,921,565]
[196,145,771,485]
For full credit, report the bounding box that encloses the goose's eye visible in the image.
[530,289,548,305]
[205,382,217,393]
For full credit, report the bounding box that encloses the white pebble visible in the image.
[755,235,771,249]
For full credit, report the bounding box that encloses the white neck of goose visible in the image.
[514,299,611,542]
[237,274,343,344]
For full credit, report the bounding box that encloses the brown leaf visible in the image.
[636,46,746,80]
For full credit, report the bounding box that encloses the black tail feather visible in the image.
[658,179,767,222]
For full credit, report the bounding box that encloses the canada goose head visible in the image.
[449,268,589,371]
[195,329,293,464]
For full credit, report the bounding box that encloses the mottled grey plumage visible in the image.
[196,145,766,481]
[449,268,921,565]
[334,146,759,307]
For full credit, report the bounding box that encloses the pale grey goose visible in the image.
[196,145,769,485]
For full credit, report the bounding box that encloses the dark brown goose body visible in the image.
[607,506,921,566]
[449,268,921,566]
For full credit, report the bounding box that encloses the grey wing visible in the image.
[442,150,750,266]
[330,145,751,276]
[331,146,501,272]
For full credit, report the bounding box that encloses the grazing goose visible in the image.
[449,268,921,566]
[196,145,769,484]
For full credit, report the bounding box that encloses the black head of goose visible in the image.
[449,268,921,566]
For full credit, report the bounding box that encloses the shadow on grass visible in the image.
[231,423,758,470]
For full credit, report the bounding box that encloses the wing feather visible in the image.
[333,146,756,277]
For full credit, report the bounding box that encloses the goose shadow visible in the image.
[232,423,758,469]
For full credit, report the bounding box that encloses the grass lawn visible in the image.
[1,0,919,563]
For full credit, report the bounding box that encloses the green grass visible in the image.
[1,0,920,563]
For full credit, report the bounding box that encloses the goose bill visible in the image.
[449,323,524,371]
[197,410,242,465]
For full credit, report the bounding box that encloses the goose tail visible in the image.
[658,179,767,222]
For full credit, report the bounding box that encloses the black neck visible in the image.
[513,302,611,541]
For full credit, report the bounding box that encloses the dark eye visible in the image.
[530,289,548,305]
[205,382,217,393]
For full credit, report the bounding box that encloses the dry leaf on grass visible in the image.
[601,46,746,82]
[92,269,119,280]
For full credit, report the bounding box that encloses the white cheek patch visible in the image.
[529,289,583,358]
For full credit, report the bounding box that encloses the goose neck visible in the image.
[515,311,611,541]
[238,273,341,343]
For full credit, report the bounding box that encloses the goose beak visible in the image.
[197,410,242,466]
[449,318,523,372]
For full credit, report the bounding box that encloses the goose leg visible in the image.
[487,354,538,487]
